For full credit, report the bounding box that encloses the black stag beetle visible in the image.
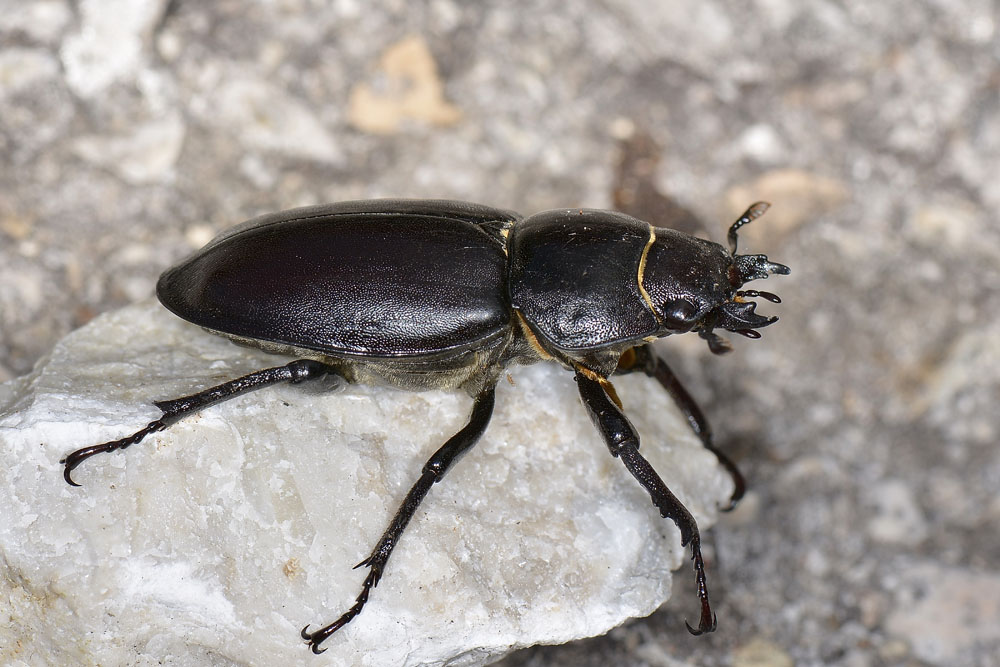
[61,199,789,653]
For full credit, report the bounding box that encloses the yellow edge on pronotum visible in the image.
[637,225,662,324]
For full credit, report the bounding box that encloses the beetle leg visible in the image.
[616,345,745,510]
[301,383,497,654]
[60,359,341,486]
[575,370,717,635]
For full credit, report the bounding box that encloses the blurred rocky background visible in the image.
[2,1,999,665]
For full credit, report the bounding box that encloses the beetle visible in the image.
[60,199,788,654]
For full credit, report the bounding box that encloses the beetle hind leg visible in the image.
[301,383,497,654]
[60,359,342,486]
[575,369,717,634]
[616,344,745,510]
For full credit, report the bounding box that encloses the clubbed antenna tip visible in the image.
[727,201,771,255]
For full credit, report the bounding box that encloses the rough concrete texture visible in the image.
[1,1,998,666]
[0,302,731,665]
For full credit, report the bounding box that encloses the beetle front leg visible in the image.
[575,369,716,635]
[617,345,745,510]
[60,359,342,486]
[301,383,497,654]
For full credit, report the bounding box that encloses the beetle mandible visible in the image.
[60,199,789,654]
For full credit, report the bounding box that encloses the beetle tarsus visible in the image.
[685,611,718,635]
[60,420,167,486]
[300,624,329,654]
[683,532,718,634]
[299,386,496,652]
[301,559,383,653]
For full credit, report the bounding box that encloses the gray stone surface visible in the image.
[0,301,730,665]
[2,1,999,665]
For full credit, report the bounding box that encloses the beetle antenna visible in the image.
[727,201,770,255]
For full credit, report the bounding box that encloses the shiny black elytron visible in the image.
[61,199,789,654]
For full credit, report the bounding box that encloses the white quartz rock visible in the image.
[0,301,732,666]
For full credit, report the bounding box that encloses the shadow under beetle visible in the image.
[61,199,789,654]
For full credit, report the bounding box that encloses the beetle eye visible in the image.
[662,299,698,325]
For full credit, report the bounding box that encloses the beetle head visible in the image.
[642,202,789,355]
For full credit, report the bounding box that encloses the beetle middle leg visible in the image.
[575,369,716,635]
[616,344,745,510]
[60,359,342,486]
[301,383,497,654]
